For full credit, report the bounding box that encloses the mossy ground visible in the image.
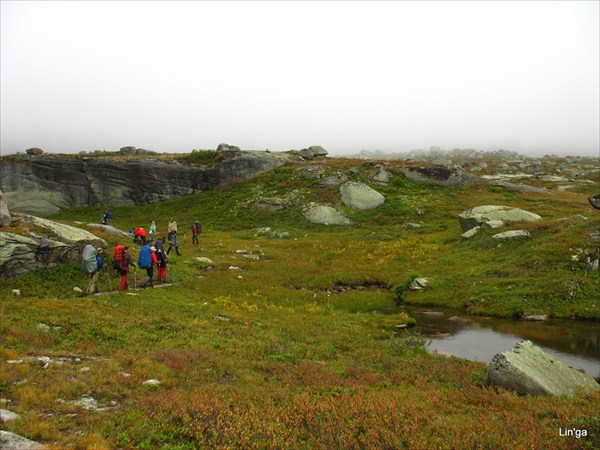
[1,159,598,448]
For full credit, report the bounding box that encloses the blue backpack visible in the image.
[138,245,151,269]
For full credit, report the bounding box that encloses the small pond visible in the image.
[400,305,600,380]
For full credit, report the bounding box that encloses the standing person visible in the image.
[168,218,178,234]
[106,209,113,225]
[82,245,103,295]
[115,245,136,291]
[155,239,168,283]
[167,229,181,256]
[191,221,202,245]
[149,220,157,242]
[138,244,159,288]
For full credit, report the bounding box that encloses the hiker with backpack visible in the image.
[134,227,147,246]
[82,245,105,295]
[149,220,157,242]
[191,221,202,245]
[155,239,168,283]
[113,245,136,291]
[138,244,160,288]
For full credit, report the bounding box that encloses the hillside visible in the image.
[0,154,599,448]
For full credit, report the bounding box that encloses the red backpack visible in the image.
[113,245,126,270]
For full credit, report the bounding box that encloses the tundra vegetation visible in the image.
[1,156,599,448]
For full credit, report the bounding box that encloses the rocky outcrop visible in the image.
[400,166,481,186]
[86,223,130,238]
[0,151,293,216]
[458,205,542,232]
[487,340,600,397]
[302,204,352,225]
[298,145,328,160]
[0,215,107,278]
[0,189,11,227]
[340,181,385,210]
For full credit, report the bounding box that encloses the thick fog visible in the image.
[1,1,598,157]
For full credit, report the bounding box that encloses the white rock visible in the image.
[0,409,20,422]
[73,287,83,293]
[12,289,21,296]
[492,230,532,241]
[195,257,213,264]
[143,379,161,386]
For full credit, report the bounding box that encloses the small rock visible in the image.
[461,226,480,238]
[36,323,51,332]
[228,266,243,271]
[492,230,531,241]
[522,315,549,321]
[120,372,131,378]
[0,409,20,422]
[12,289,21,296]
[409,278,429,290]
[448,316,469,322]
[80,367,91,372]
[143,379,161,386]
[73,287,83,293]
[195,257,214,264]
[7,360,23,364]
[404,223,421,229]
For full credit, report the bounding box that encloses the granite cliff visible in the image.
[0,151,293,216]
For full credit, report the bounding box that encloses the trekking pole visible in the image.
[105,268,113,291]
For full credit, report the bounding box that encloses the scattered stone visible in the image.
[461,226,481,239]
[243,254,260,260]
[36,323,51,332]
[120,372,131,378]
[73,287,83,293]
[585,258,599,272]
[522,315,549,321]
[228,266,243,271]
[25,147,44,156]
[401,166,480,186]
[7,360,23,364]
[79,367,90,372]
[404,223,421,229]
[409,278,429,290]
[214,315,231,321]
[0,430,44,449]
[0,409,20,422]
[448,316,469,322]
[486,340,600,397]
[119,146,137,154]
[143,379,161,386]
[12,289,21,296]
[302,204,352,226]
[459,205,542,232]
[567,214,587,222]
[195,257,214,264]
[492,230,532,241]
[317,172,349,187]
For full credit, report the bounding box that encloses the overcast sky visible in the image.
[1,1,598,157]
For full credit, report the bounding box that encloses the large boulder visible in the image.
[0,215,107,278]
[18,215,106,248]
[400,166,480,186]
[0,232,72,278]
[0,189,11,227]
[589,194,600,210]
[302,204,352,225]
[459,205,542,232]
[372,166,391,185]
[298,145,328,160]
[340,181,385,210]
[486,340,600,397]
[25,147,44,156]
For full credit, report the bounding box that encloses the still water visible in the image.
[400,305,600,380]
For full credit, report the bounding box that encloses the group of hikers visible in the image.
[82,216,203,295]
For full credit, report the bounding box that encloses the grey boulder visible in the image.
[459,205,542,232]
[486,340,600,397]
[0,430,44,449]
[0,189,11,227]
[340,181,385,210]
[302,204,352,226]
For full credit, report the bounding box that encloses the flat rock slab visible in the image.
[487,340,600,397]
[459,205,542,232]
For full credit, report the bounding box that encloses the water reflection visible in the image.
[401,306,600,379]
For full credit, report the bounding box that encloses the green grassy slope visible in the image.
[1,158,598,448]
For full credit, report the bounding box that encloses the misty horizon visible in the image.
[2,1,599,158]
